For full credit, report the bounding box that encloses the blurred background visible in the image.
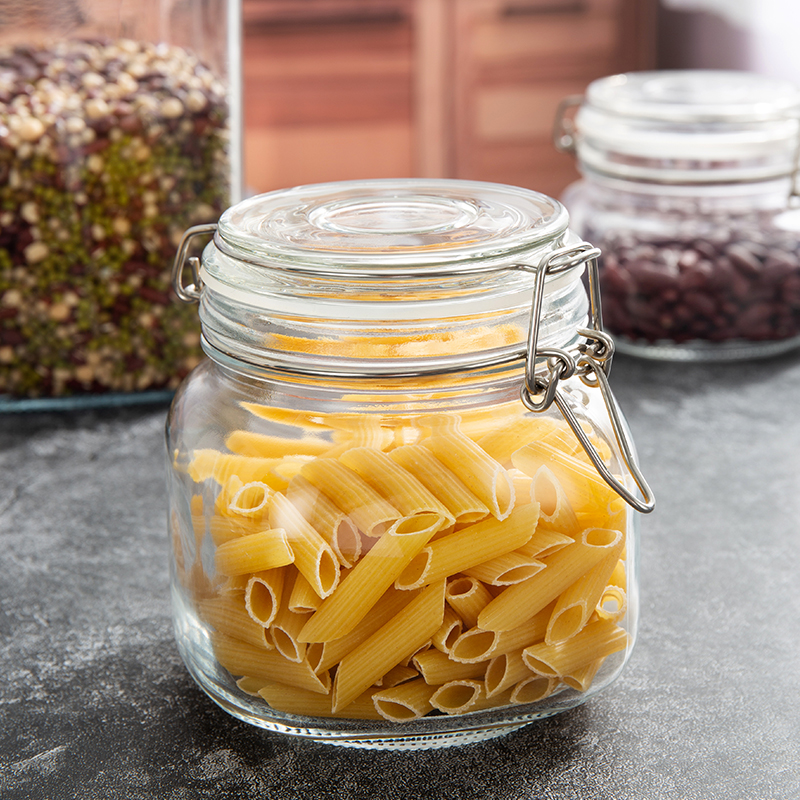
[241,0,800,201]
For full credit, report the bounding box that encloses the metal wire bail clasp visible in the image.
[518,244,655,514]
[171,223,218,303]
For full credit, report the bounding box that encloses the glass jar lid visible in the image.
[212,178,569,276]
[572,70,800,182]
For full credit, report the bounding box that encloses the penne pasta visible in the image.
[188,449,283,488]
[596,585,627,624]
[225,430,330,459]
[198,593,272,651]
[378,664,418,689]
[412,649,487,685]
[485,648,533,698]
[258,683,383,720]
[563,657,606,692]
[518,526,574,560]
[226,481,272,522]
[288,571,324,613]
[214,528,294,577]
[372,677,437,722]
[476,415,565,466]
[268,586,313,663]
[445,576,494,628]
[462,551,546,586]
[510,675,559,705]
[332,580,446,712]
[245,569,285,628]
[530,466,581,535]
[431,606,463,653]
[429,679,489,715]
[477,527,623,632]
[395,503,540,591]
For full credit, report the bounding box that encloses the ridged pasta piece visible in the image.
[214,528,294,577]
[236,676,268,696]
[298,515,440,643]
[211,631,330,694]
[476,415,565,466]
[225,430,330,459]
[268,583,313,663]
[517,526,573,560]
[508,469,534,504]
[510,675,559,705]
[188,449,283,488]
[546,532,626,645]
[198,594,272,651]
[431,606,463,653]
[388,444,490,525]
[332,580,446,712]
[339,447,455,528]
[477,527,623,632]
[286,475,362,568]
[227,481,272,523]
[373,677,438,722]
[190,494,206,550]
[485,648,533,697]
[209,515,261,547]
[257,683,383,720]
[395,503,540,591]
[449,603,553,664]
[429,680,501,715]
[530,466,581,535]
[377,664,418,689]
[563,657,605,692]
[523,619,629,678]
[596,585,627,624]
[299,458,401,538]
[412,649,487,685]
[268,493,340,599]
[462,551,546,586]
[240,401,328,431]
[288,571,324,613]
[245,569,285,627]
[445,576,494,628]
[324,416,395,458]
[423,433,515,521]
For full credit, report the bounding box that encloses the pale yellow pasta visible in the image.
[288,571,323,613]
[269,493,340,598]
[412,649,486,685]
[510,675,559,705]
[372,677,438,722]
[198,594,271,651]
[476,415,565,466]
[257,683,383,720]
[423,432,515,521]
[431,606,463,653]
[268,589,313,663]
[523,618,629,678]
[563,657,605,691]
[508,469,534,504]
[209,515,261,547]
[449,603,553,664]
[298,516,439,643]
[517,526,574,560]
[190,494,206,550]
[445,576,494,628]
[477,527,623,632]
[395,503,540,591]
[378,664,418,688]
[462,551,546,586]
[429,679,505,715]
[300,457,401,538]
[245,569,285,627]
[225,430,330,458]
[214,474,244,516]
[512,441,618,518]
[541,421,613,466]
[339,447,455,528]
[546,533,626,645]
[485,648,533,697]
[227,481,272,522]
[236,676,268,696]
[214,528,294,577]
[240,401,329,431]
[211,631,330,694]
[311,587,420,674]
[388,444,490,525]
[189,449,283,488]
[530,465,581,535]
[332,580,446,712]
[596,585,627,624]
[608,559,626,590]
[324,416,395,458]
[286,475,362,568]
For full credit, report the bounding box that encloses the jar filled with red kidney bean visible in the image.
[556,70,800,361]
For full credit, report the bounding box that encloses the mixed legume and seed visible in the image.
[0,38,230,397]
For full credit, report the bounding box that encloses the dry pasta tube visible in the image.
[518,527,573,560]
[429,681,514,715]
[485,648,533,697]
[257,683,383,720]
[225,430,330,459]
[286,475,362,568]
[445,576,494,629]
[449,602,554,664]
[269,603,313,664]
[395,503,540,591]
[510,675,559,705]
[189,450,284,489]
[236,676,268,696]
[245,569,285,627]
[299,457,401,538]
[546,538,625,645]
[462,551,546,586]
[214,529,294,577]
[531,466,581,536]
[198,594,272,651]
[423,432,515,521]
[332,580,446,712]
[412,649,487,686]
[509,470,534,505]
[377,664,418,688]
[211,631,330,694]
[289,572,324,613]
[339,447,455,527]
[431,606,463,653]
[298,515,439,643]
[373,677,438,722]
[596,585,627,624]
[209,515,262,547]
[190,494,206,550]
[240,401,330,431]
[388,445,490,525]
[477,527,623,632]
[269,493,340,599]
[523,619,629,678]
[608,559,626,591]
[563,657,605,692]
[227,481,272,523]
[476,415,565,466]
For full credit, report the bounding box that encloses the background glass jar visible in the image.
[556,70,800,361]
[0,0,242,403]
[166,179,653,749]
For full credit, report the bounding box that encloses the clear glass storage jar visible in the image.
[556,70,800,361]
[0,0,242,404]
[165,178,654,749]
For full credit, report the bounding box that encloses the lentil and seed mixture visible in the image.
[0,38,230,398]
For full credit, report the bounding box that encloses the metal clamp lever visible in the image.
[518,243,655,513]
[171,223,218,303]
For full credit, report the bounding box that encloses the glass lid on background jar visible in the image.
[558,70,800,183]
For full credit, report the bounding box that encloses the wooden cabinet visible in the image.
[243,0,656,197]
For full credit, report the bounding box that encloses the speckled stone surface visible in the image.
[2,352,799,800]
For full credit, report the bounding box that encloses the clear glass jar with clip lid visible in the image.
[166,178,654,750]
[555,70,800,361]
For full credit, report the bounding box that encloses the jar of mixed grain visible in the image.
[0,0,242,403]
[165,179,654,749]
[556,70,800,361]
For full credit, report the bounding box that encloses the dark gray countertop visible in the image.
[2,353,799,800]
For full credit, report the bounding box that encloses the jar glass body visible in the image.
[0,1,242,402]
